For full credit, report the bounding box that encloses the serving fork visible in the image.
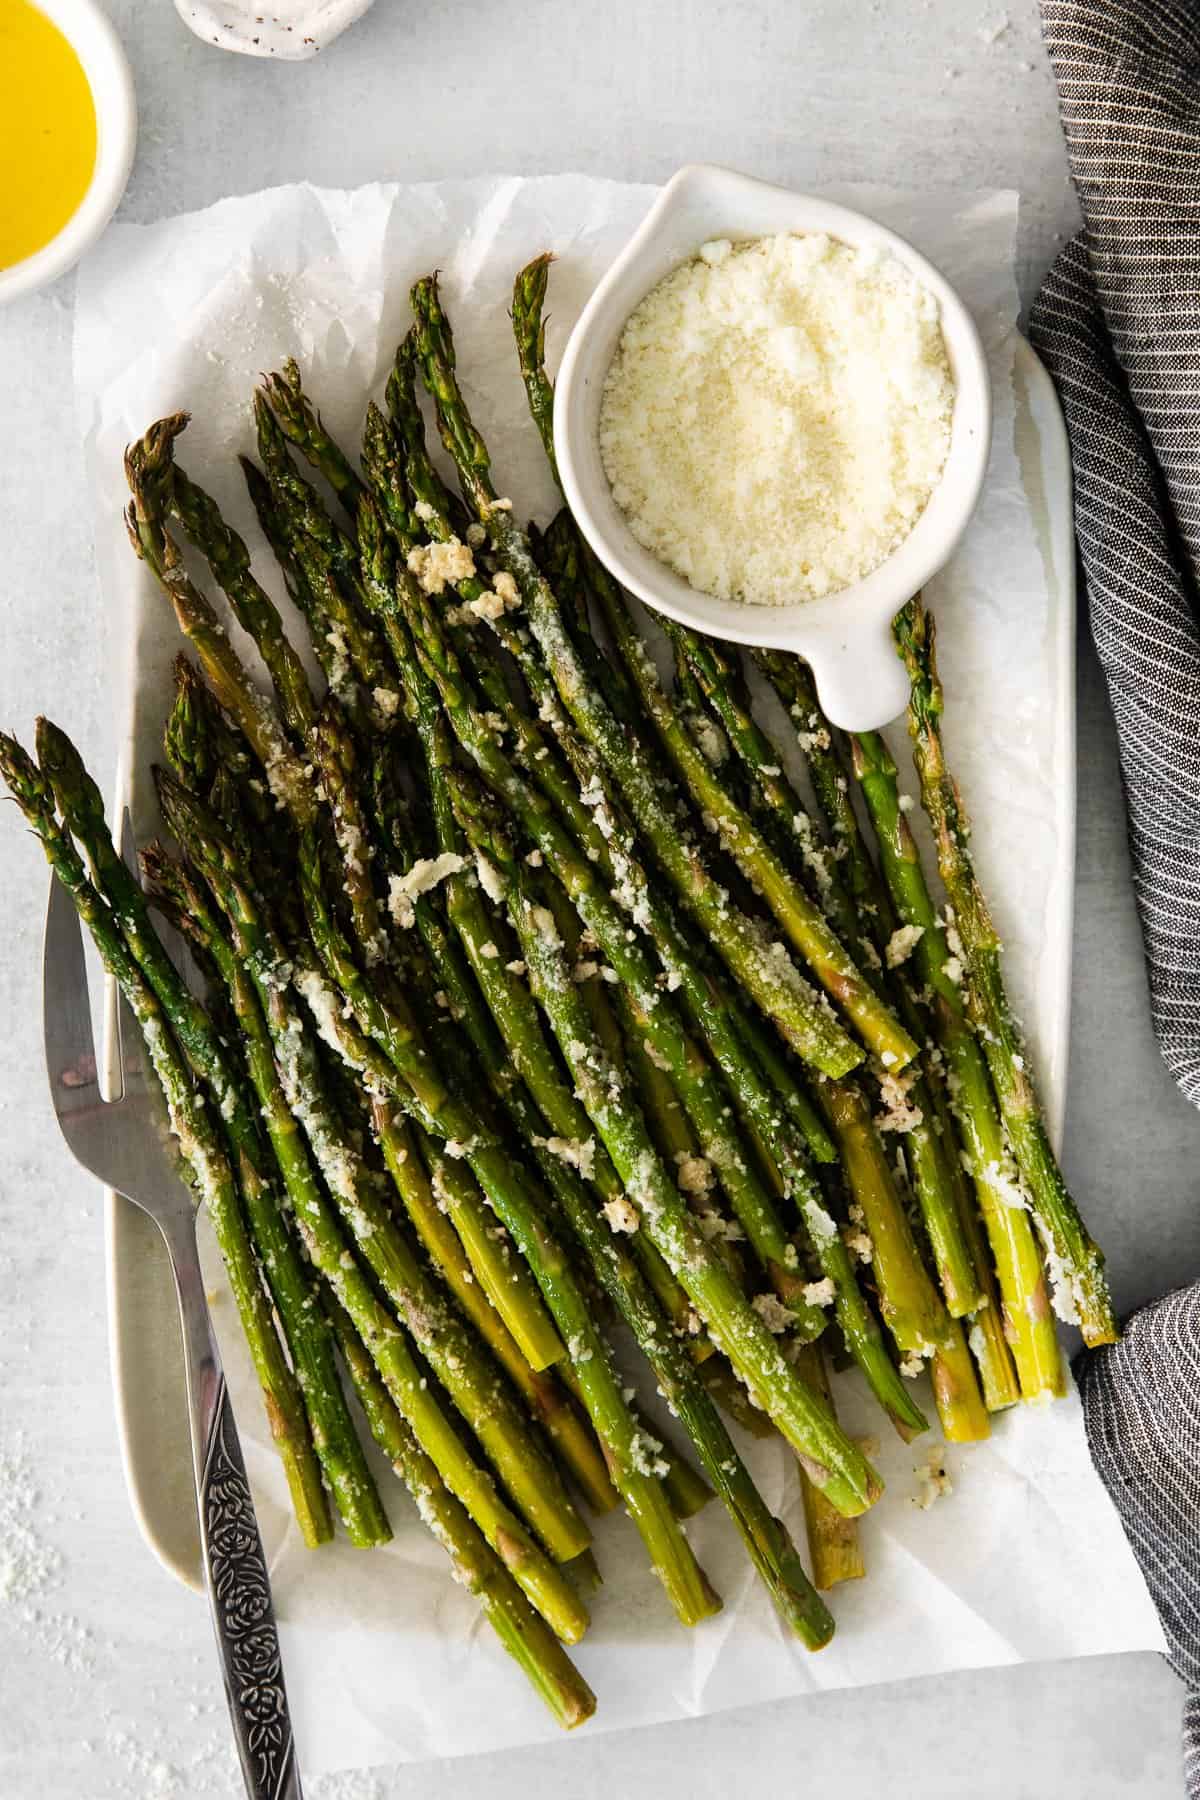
[43,869,304,1800]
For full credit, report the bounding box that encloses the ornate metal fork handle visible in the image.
[42,871,303,1798]
[160,1207,303,1800]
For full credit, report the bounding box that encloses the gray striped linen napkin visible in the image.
[1027,0,1200,1789]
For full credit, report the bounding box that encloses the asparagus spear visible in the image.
[792,1343,866,1589]
[246,398,395,715]
[125,426,317,827]
[252,388,366,606]
[0,731,332,1547]
[818,1075,990,1444]
[163,653,262,811]
[239,454,372,723]
[409,275,863,1080]
[260,359,368,518]
[133,427,570,1376]
[165,650,577,1413]
[384,570,826,1336]
[510,254,560,482]
[205,756,614,1512]
[849,725,1067,1399]
[148,830,611,1528]
[894,600,1117,1347]
[168,457,321,739]
[509,270,660,734]
[444,770,884,1516]
[755,650,1020,1411]
[450,781,844,1640]
[154,525,723,1623]
[325,1297,595,1724]
[293,804,724,1625]
[153,769,592,1570]
[528,516,840,1173]
[668,627,983,1319]
[599,585,920,1071]
[391,565,925,1435]
[324,1294,597,1728]
[36,724,391,1548]
[356,499,729,1355]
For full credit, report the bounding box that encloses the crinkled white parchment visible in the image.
[73,177,1164,1778]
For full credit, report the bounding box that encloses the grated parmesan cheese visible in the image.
[886,923,924,969]
[467,589,511,622]
[752,1292,794,1334]
[674,1153,714,1195]
[602,1195,640,1235]
[875,1065,924,1135]
[407,537,476,596]
[474,853,507,905]
[599,232,954,606]
[912,1444,953,1509]
[387,854,466,927]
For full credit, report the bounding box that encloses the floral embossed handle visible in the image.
[166,1210,303,1799]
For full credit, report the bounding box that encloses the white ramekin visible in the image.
[0,0,137,307]
[553,165,992,732]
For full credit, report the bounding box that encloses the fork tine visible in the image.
[40,854,190,1202]
[120,806,137,870]
[116,807,139,1089]
[116,984,149,1097]
[114,810,168,1106]
[42,874,98,1103]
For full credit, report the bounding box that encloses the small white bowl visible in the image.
[0,0,137,307]
[174,0,376,60]
[554,164,992,731]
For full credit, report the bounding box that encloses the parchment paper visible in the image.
[73,176,1165,1777]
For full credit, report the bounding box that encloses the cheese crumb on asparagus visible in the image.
[387,854,467,928]
[886,923,924,969]
[407,536,476,596]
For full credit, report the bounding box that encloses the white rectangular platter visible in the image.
[73,176,1164,1778]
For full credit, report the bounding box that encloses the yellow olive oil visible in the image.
[0,0,98,271]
